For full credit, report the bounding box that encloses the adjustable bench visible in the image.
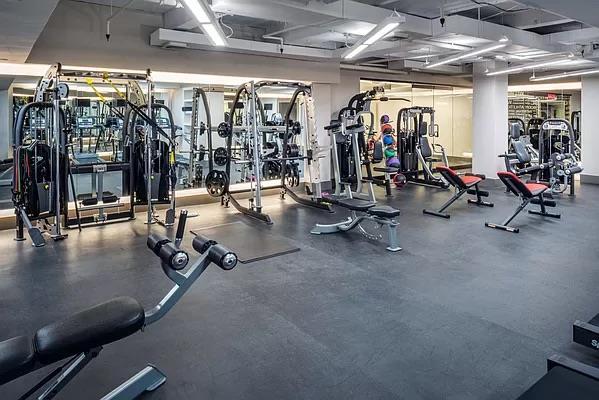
[311,197,401,252]
[0,213,237,400]
[485,171,560,233]
[423,166,493,218]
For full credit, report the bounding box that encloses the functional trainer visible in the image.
[423,166,493,219]
[485,171,560,233]
[0,212,237,399]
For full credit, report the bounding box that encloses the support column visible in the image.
[472,61,508,178]
[581,76,599,184]
[0,86,13,160]
[312,83,332,184]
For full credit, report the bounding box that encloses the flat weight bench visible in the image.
[311,197,402,252]
[0,212,238,400]
[423,166,493,218]
[485,171,560,233]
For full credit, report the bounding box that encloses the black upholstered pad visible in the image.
[34,297,145,364]
[0,336,35,385]
[336,198,376,211]
[517,367,599,400]
[373,167,398,173]
[368,206,400,218]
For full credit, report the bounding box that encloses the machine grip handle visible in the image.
[147,234,189,270]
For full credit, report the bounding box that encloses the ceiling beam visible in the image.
[150,28,335,59]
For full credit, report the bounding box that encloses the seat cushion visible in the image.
[34,297,145,365]
[525,183,548,196]
[336,198,376,211]
[368,206,400,218]
[461,175,482,186]
[0,336,36,385]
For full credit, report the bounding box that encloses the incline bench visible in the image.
[311,197,401,252]
[485,171,560,233]
[0,212,237,400]
[423,166,493,218]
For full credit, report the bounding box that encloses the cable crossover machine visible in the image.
[12,63,180,247]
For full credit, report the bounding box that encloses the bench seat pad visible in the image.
[34,297,145,364]
[0,336,35,385]
[336,198,376,211]
[368,206,400,218]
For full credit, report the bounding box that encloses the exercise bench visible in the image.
[423,166,493,218]
[485,171,560,233]
[0,213,237,400]
[311,197,402,252]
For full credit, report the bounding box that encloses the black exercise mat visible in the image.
[191,222,300,264]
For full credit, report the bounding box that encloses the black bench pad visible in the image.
[0,336,35,385]
[336,198,376,211]
[34,297,145,364]
[517,366,599,400]
[374,167,398,174]
[368,206,400,218]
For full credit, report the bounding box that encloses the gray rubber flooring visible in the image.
[0,180,598,399]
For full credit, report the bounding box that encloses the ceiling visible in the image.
[14,0,599,78]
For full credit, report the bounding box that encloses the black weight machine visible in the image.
[397,106,449,188]
[124,101,178,226]
[536,119,583,196]
[338,88,410,196]
[13,64,70,247]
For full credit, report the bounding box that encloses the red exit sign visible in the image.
[547,93,558,100]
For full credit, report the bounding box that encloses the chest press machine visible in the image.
[0,212,237,399]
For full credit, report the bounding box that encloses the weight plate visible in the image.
[262,160,282,180]
[205,170,228,197]
[213,147,229,166]
[217,122,231,138]
[284,143,300,158]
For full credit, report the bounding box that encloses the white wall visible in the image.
[0,88,13,159]
[312,84,332,182]
[472,61,508,177]
[581,76,599,183]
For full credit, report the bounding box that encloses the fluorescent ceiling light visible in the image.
[425,41,510,69]
[342,14,405,60]
[180,0,211,24]
[530,68,599,82]
[364,22,400,45]
[508,82,581,91]
[0,63,51,76]
[487,58,574,76]
[344,44,369,60]
[0,62,293,87]
[181,0,228,47]
[202,23,227,47]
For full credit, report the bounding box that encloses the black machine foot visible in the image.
[528,210,561,219]
[485,222,519,233]
[28,228,47,247]
[423,209,450,219]
[467,199,494,207]
[467,189,490,197]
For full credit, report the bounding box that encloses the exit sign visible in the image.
[547,93,558,100]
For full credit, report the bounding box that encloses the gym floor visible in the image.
[0,181,598,399]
